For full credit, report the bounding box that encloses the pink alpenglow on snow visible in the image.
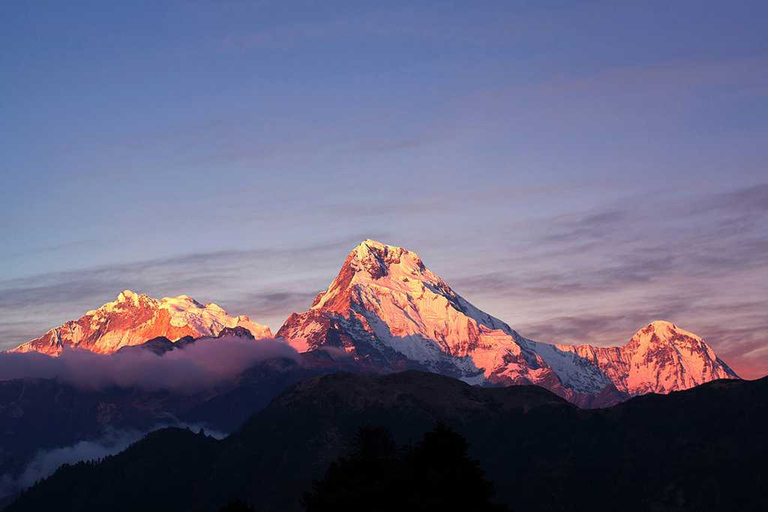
[10,290,273,356]
[6,240,741,405]
[540,321,737,395]
[278,240,739,404]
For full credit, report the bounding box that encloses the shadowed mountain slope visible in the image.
[7,371,766,512]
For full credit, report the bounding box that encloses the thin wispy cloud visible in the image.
[448,184,768,379]
[1,186,765,378]
[225,291,321,319]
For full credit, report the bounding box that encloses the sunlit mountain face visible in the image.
[10,290,272,356]
[278,240,738,404]
[11,240,737,409]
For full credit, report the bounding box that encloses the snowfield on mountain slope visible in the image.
[8,239,738,403]
[278,240,739,400]
[10,290,273,356]
[547,321,738,394]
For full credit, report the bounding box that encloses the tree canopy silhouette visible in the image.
[303,424,508,512]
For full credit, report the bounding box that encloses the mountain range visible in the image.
[10,291,272,356]
[7,240,738,405]
[0,240,756,511]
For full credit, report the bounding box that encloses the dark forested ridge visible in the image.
[6,371,767,512]
[0,354,331,483]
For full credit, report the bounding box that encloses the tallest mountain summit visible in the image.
[278,240,737,403]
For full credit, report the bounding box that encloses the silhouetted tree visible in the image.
[403,423,504,511]
[302,426,401,512]
[303,424,508,512]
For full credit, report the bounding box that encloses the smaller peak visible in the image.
[116,290,142,305]
[161,295,204,308]
[635,320,677,339]
[647,320,677,331]
[632,320,701,346]
[206,302,226,312]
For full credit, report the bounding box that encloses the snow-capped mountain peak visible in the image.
[117,289,140,304]
[632,320,698,347]
[311,240,435,311]
[90,289,149,314]
[10,240,738,406]
[352,239,415,275]
[547,320,738,395]
[279,240,739,405]
[11,291,273,356]
[281,240,573,391]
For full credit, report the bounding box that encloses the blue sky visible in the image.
[1,1,766,377]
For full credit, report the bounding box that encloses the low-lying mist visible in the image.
[0,336,299,393]
[0,423,227,499]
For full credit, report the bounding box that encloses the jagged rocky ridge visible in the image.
[8,240,738,405]
[278,240,738,404]
[10,290,272,356]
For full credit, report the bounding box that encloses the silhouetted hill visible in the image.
[7,372,767,512]
[0,355,330,486]
[0,377,194,480]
